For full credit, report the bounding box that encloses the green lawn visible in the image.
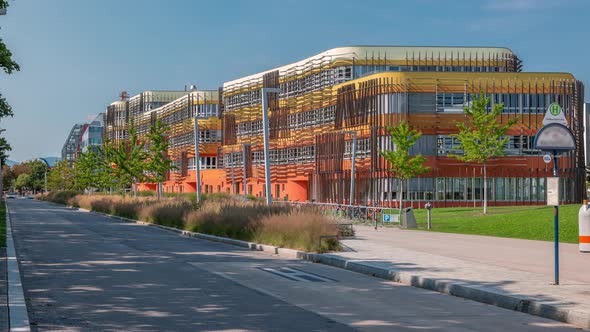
[0,201,6,247]
[403,205,582,243]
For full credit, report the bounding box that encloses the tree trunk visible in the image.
[157,182,162,200]
[133,177,137,198]
[483,163,488,215]
[399,179,404,216]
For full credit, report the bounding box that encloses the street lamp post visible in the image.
[261,88,280,205]
[39,158,50,193]
[342,131,358,205]
[193,115,208,204]
[242,143,250,201]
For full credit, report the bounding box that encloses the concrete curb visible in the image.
[56,202,590,329]
[5,203,31,332]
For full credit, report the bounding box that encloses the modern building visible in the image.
[102,89,222,192]
[108,46,586,206]
[135,89,221,193]
[104,91,188,145]
[218,46,585,206]
[80,113,104,153]
[61,123,86,166]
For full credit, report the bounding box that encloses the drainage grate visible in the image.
[259,267,336,282]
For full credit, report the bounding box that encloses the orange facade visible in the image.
[106,47,586,206]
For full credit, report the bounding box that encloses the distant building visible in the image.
[103,89,220,193]
[80,113,104,153]
[104,91,187,145]
[61,123,86,166]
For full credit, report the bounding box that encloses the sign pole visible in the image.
[553,150,559,285]
[534,102,574,286]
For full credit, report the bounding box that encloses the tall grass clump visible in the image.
[40,190,81,205]
[41,191,340,253]
[184,200,290,240]
[254,211,340,252]
[140,199,194,228]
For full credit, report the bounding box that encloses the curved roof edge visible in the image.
[223,45,517,88]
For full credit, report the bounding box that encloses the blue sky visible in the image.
[0,0,588,161]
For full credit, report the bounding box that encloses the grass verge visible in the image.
[40,192,339,252]
[409,204,581,243]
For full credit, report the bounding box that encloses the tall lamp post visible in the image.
[342,131,358,205]
[242,143,250,201]
[261,88,280,205]
[193,115,208,204]
[38,158,50,193]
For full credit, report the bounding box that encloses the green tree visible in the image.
[14,173,30,191]
[100,139,130,192]
[0,0,20,197]
[2,163,14,191]
[28,160,49,191]
[73,151,95,191]
[145,118,174,199]
[47,160,74,190]
[450,93,518,214]
[380,122,430,214]
[107,119,147,195]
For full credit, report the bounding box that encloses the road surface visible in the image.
[6,199,580,331]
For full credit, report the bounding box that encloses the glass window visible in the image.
[496,178,504,201]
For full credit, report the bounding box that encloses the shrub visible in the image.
[89,197,114,214]
[40,190,81,205]
[254,212,340,252]
[140,199,194,228]
[112,198,145,219]
[43,192,340,253]
[185,202,256,240]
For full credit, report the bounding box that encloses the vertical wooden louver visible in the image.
[263,71,287,139]
[223,114,237,145]
[315,132,345,174]
[218,87,224,119]
[244,144,253,178]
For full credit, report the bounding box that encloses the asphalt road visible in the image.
[6,199,581,331]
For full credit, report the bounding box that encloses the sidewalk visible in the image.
[330,225,590,328]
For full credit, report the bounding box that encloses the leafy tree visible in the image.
[47,160,74,190]
[0,135,11,164]
[73,151,99,191]
[145,118,174,199]
[2,163,13,191]
[380,122,430,215]
[99,139,129,191]
[11,163,30,178]
[0,0,20,198]
[450,93,518,214]
[28,160,49,191]
[117,121,147,196]
[14,173,30,191]
[104,119,147,195]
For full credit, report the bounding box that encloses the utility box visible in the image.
[579,202,590,252]
[402,207,417,229]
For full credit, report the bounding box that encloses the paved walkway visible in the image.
[337,225,590,326]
